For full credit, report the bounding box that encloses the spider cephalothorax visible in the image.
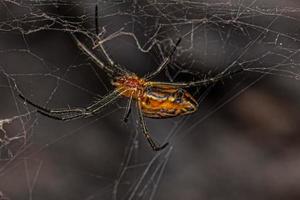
[112,74,146,98]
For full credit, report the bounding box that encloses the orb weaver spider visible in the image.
[18,6,244,151]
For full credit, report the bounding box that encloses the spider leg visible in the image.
[123,93,133,123]
[95,4,99,35]
[18,89,123,121]
[145,38,182,80]
[71,33,121,77]
[19,93,87,121]
[93,4,129,75]
[86,89,123,114]
[94,4,114,67]
[146,67,245,88]
[137,100,169,151]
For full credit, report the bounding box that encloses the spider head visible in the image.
[113,75,145,87]
[112,74,146,98]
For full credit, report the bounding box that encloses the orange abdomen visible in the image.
[140,86,198,119]
[112,75,198,119]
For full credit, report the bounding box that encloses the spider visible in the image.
[18,5,244,151]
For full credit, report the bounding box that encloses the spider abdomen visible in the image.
[140,86,198,119]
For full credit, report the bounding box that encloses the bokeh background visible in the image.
[1,0,300,200]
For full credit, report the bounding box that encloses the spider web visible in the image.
[1,0,300,199]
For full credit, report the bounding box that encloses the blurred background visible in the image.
[0,0,300,199]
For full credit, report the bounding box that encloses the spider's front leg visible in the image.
[137,99,169,151]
